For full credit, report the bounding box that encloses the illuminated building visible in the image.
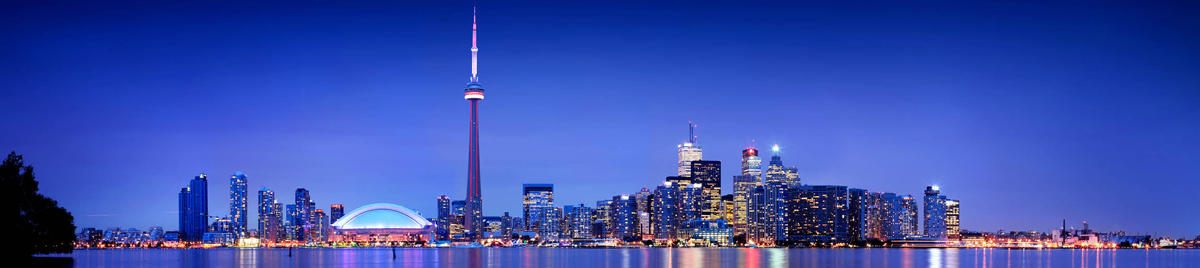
[314,209,329,241]
[450,200,466,240]
[564,204,594,239]
[741,147,762,178]
[865,192,888,240]
[501,212,514,237]
[229,172,248,239]
[677,122,702,176]
[785,185,850,243]
[179,174,208,242]
[946,199,960,240]
[689,160,722,221]
[634,188,653,238]
[462,8,486,240]
[522,184,554,238]
[924,186,947,240]
[271,202,283,241]
[294,188,312,241]
[611,195,638,240]
[890,194,920,238]
[212,216,234,233]
[732,175,755,236]
[435,195,451,240]
[594,199,611,238]
[764,144,801,187]
[680,183,704,222]
[721,194,735,225]
[541,207,563,241]
[331,204,345,224]
[679,219,733,245]
[329,203,436,244]
[483,216,503,233]
[284,204,297,241]
[847,188,869,243]
[257,187,278,242]
[652,181,680,242]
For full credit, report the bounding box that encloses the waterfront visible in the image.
[46,248,1200,267]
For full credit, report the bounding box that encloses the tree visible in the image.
[2,151,76,257]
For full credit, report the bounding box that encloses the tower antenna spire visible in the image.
[471,6,478,82]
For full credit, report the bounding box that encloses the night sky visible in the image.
[3,1,1198,237]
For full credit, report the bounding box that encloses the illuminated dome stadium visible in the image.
[329,203,435,244]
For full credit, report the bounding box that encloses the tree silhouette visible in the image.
[2,151,76,257]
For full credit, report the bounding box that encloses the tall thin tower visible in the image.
[463,7,485,239]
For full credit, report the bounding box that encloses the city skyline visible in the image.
[3,1,1198,238]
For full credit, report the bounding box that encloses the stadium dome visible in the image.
[332,203,433,229]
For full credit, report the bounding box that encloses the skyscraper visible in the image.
[294,188,311,241]
[611,195,638,240]
[229,172,248,239]
[652,181,680,242]
[786,185,850,243]
[271,202,283,242]
[462,7,486,240]
[924,186,948,240]
[847,188,869,243]
[522,184,553,236]
[257,187,276,242]
[741,147,762,177]
[689,160,721,221]
[946,199,960,240]
[436,195,451,241]
[764,144,801,187]
[680,183,704,222]
[330,204,344,224]
[677,122,702,176]
[178,174,208,242]
[732,175,756,236]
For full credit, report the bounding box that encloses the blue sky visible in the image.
[2,1,1198,237]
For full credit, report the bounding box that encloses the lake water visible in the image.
[50,248,1200,267]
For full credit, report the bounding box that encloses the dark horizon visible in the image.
[2,1,1198,237]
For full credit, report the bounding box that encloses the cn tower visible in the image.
[463,7,485,240]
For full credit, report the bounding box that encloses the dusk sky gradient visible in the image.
[3,1,1198,237]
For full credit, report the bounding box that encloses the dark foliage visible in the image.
[2,151,76,257]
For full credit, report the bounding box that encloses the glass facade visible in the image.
[229,172,248,239]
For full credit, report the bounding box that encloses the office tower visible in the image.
[786,185,850,242]
[229,172,248,239]
[652,181,680,241]
[764,145,787,184]
[741,147,762,177]
[541,207,563,242]
[313,209,328,242]
[924,186,947,239]
[732,175,756,236]
[763,181,790,244]
[680,183,704,222]
[677,122,702,176]
[330,204,344,223]
[847,188,869,243]
[888,194,920,238]
[450,200,466,239]
[721,194,735,224]
[271,202,283,242]
[179,174,208,242]
[461,8,487,240]
[501,212,514,237]
[689,160,721,221]
[522,184,554,235]
[294,188,311,241]
[257,187,276,242]
[284,204,297,241]
[611,195,638,240]
[634,189,654,238]
[436,195,451,240]
[564,204,594,239]
[594,199,612,238]
[746,185,766,244]
[865,192,888,240]
[946,199,960,240]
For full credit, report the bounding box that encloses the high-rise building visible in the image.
[786,185,850,243]
[229,172,248,239]
[330,204,344,224]
[847,188,869,243]
[271,202,283,242]
[946,199,960,240]
[436,195,451,241]
[677,122,702,176]
[501,212,514,237]
[652,182,680,242]
[887,194,920,238]
[541,207,563,242]
[450,200,466,239]
[179,174,209,242]
[257,187,277,242]
[764,145,787,185]
[633,189,654,239]
[462,8,487,241]
[720,194,736,225]
[313,209,329,242]
[741,147,762,178]
[680,183,704,222]
[611,195,638,240]
[689,160,721,221]
[594,199,612,238]
[758,181,790,244]
[732,175,756,236]
[865,192,888,240]
[522,184,554,236]
[294,188,311,241]
[924,186,948,240]
[564,204,594,239]
[284,204,297,241]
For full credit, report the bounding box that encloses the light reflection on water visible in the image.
[60,247,1200,267]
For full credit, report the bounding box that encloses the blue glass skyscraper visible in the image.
[178,174,208,242]
[230,172,248,239]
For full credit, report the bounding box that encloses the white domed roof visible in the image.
[331,203,432,229]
